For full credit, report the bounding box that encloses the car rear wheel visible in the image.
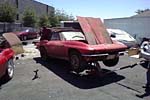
[4,59,15,80]
[40,47,48,61]
[69,51,85,73]
[103,57,119,67]
[21,35,27,41]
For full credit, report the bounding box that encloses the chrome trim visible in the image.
[82,51,126,57]
[82,53,108,57]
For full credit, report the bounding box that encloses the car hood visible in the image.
[77,16,112,45]
[3,33,24,54]
[13,31,25,36]
[90,42,127,53]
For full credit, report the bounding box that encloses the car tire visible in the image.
[69,51,85,73]
[103,57,119,67]
[4,59,15,80]
[40,47,48,61]
[21,35,27,41]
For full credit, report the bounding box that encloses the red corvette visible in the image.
[37,17,127,72]
[0,36,15,80]
[37,27,127,72]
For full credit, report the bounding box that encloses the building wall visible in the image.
[104,17,150,43]
[0,0,54,22]
[0,0,16,7]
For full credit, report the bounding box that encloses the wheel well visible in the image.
[68,48,80,56]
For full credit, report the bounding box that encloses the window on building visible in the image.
[16,14,19,20]
[16,0,18,8]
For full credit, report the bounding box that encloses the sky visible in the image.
[35,0,150,20]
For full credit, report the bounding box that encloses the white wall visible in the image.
[104,17,150,43]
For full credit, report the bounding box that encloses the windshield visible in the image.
[61,31,86,40]
[107,29,135,41]
[25,29,29,32]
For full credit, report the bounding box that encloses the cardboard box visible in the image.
[128,48,140,56]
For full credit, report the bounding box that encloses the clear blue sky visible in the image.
[35,0,150,19]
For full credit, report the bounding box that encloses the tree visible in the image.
[135,9,150,14]
[55,9,75,21]
[22,8,37,27]
[48,9,75,27]
[38,9,75,27]
[49,15,59,27]
[39,15,51,27]
[0,3,17,22]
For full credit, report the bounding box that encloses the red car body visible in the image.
[39,37,126,60]
[37,17,127,72]
[0,48,14,79]
[0,34,15,80]
[37,27,127,72]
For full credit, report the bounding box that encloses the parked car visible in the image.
[0,36,15,80]
[14,28,39,41]
[37,27,127,72]
[107,29,138,48]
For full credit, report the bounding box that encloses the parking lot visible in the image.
[0,42,149,100]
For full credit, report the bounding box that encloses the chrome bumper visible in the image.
[82,51,126,57]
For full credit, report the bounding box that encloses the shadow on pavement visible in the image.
[136,88,150,98]
[140,60,149,69]
[34,57,125,89]
[0,77,10,89]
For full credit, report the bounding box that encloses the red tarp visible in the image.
[77,16,112,45]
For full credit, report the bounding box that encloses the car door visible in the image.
[30,29,37,38]
[47,32,66,59]
[28,29,34,38]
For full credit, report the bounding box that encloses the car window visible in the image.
[50,32,60,41]
[29,29,33,32]
[61,31,85,40]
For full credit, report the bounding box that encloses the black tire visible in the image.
[40,47,48,61]
[21,35,27,41]
[23,36,27,41]
[4,59,15,80]
[69,51,85,73]
[103,57,119,67]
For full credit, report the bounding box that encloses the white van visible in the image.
[107,29,138,48]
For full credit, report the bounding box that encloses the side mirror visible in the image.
[110,34,116,38]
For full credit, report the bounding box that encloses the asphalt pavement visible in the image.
[0,42,150,100]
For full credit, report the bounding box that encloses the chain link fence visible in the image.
[0,22,39,35]
[0,22,23,34]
